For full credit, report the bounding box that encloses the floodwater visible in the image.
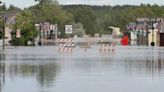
[0,46,164,92]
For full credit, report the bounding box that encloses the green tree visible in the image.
[64,4,164,34]
[36,0,58,5]
[29,1,74,38]
[40,5,74,24]
[12,10,38,46]
[7,5,21,11]
[66,6,96,36]
[0,3,6,12]
[72,23,86,37]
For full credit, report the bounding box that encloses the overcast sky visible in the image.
[1,0,164,9]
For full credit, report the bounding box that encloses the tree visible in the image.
[64,4,164,34]
[36,0,58,5]
[11,10,38,46]
[40,5,74,24]
[7,5,21,11]
[0,3,6,12]
[66,6,96,36]
[2,3,6,11]
[29,1,74,38]
[72,23,86,37]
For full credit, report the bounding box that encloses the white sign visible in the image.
[50,24,57,30]
[50,24,57,33]
[65,25,72,34]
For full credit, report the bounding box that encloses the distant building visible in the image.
[127,18,164,46]
[0,11,18,45]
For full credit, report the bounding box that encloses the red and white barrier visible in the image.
[58,48,73,52]
[57,40,75,52]
[99,43,115,53]
[59,43,75,47]
[57,38,73,42]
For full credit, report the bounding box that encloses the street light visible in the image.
[31,14,35,46]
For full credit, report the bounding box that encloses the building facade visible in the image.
[127,18,164,46]
[0,11,18,45]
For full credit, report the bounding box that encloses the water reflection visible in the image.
[36,64,59,87]
[0,47,164,92]
[0,53,5,92]
[0,53,59,92]
[112,47,164,77]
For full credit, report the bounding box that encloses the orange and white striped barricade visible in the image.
[58,47,73,52]
[99,43,115,53]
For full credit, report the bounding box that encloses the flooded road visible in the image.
[0,46,164,92]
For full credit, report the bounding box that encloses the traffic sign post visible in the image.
[65,25,73,34]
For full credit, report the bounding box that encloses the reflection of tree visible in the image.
[0,69,1,92]
[36,63,59,87]
[8,61,59,87]
[0,54,1,92]
[7,53,59,88]
[0,53,5,61]
[0,53,6,92]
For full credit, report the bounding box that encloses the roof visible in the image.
[0,11,20,18]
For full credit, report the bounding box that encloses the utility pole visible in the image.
[38,22,42,46]
[55,25,58,45]
[34,0,44,46]
[2,17,5,50]
[32,17,35,46]
[15,18,17,47]
[145,19,149,46]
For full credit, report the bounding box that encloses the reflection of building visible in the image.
[0,54,5,92]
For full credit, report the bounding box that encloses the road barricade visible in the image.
[57,38,75,52]
[99,43,115,53]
